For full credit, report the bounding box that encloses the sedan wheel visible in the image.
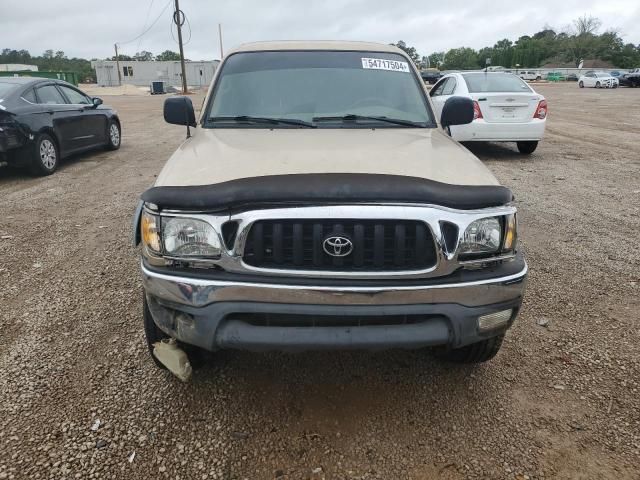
[579,81,584,88]
[30,134,59,176]
[107,120,121,150]
[596,81,601,88]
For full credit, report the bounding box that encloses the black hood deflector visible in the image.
[141,174,513,211]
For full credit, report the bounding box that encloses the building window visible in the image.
[123,66,133,77]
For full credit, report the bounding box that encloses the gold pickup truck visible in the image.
[134,41,527,379]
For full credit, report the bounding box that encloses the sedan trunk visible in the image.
[472,93,538,124]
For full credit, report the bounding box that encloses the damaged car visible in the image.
[0,77,120,175]
[133,41,528,381]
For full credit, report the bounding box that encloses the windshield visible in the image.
[462,73,532,93]
[205,50,433,128]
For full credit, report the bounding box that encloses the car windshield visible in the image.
[462,73,532,93]
[205,50,433,128]
[595,73,610,77]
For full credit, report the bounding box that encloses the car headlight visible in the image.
[141,211,161,253]
[140,211,222,259]
[459,217,502,255]
[162,217,221,258]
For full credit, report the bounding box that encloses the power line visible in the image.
[117,0,172,46]
[136,0,156,52]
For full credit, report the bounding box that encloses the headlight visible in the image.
[141,211,161,253]
[162,217,221,258]
[459,217,501,256]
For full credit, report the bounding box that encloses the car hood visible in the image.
[155,127,500,187]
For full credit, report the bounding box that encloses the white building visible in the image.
[0,64,38,72]
[91,60,219,88]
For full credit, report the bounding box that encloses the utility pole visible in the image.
[114,43,122,86]
[173,0,188,94]
[218,23,224,59]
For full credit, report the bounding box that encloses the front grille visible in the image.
[242,219,437,271]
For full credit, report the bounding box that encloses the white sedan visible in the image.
[578,72,618,88]
[430,72,547,154]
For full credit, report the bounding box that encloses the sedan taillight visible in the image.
[534,99,548,119]
[473,101,483,120]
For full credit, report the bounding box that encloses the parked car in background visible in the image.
[430,72,547,154]
[566,73,579,81]
[546,72,566,82]
[135,41,527,379]
[619,68,640,87]
[420,68,442,85]
[578,72,618,89]
[0,78,121,175]
[609,70,623,78]
[519,71,542,81]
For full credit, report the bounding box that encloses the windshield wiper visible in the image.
[312,114,425,127]
[209,115,316,128]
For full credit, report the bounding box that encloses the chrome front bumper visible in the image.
[142,261,528,309]
[142,259,527,351]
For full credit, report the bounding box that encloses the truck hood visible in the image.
[155,127,500,187]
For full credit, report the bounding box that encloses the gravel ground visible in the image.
[0,84,639,480]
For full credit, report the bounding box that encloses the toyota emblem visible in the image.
[323,235,354,257]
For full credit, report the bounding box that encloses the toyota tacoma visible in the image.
[133,41,527,379]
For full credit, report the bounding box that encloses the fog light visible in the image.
[478,309,513,331]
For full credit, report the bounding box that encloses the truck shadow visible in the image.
[462,141,534,162]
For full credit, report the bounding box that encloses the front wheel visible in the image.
[435,334,505,363]
[596,81,601,88]
[517,141,538,154]
[106,120,121,150]
[578,81,584,88]
[30,133,59,176]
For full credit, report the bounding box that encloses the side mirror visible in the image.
[164,96,196,127]
[92,97,103,107]
[440,96,474,129]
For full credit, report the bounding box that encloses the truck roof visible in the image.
[227,40,404,55]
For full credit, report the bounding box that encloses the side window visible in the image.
[22,88,37,103]
[430,78,448,97]
[123,66,133,77]
[36,85,67,105]
[442,78,457,95]
[58,85,91,104]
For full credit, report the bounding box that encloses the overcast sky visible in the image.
[3,0,639,60]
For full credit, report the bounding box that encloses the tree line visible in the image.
[0,49,186,83]
[393,15,640,70]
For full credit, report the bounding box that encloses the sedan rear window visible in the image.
[462,73,532,93]
[36,85,66,104]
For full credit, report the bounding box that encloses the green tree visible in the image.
[390,40,420,65]
[442,47,478,70]
[134,50,154,61]
[427,52,445,69]
[155,50,181,61]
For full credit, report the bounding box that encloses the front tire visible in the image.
[517,141,538,154]
[30,133,59,176]
[578,81,584,88]
[596,81,601,88]
[106,120,121,150]
[436,334,505,363]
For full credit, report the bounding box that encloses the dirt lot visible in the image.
[0,84,639,480]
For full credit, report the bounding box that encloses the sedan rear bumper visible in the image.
[451,118,545,142]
